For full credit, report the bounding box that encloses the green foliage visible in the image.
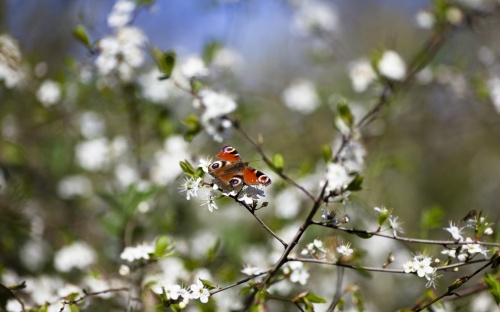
[72,25,92,50]
[272,153,284,171]
[420,204,444,237]
[377,209,389,227]
[335,100,354,132]
[182,114,202,142]
[293,291,326,311]
[151,48,176,80]
[202,40,222,65]
[153,235,175,259]
[485,273,500,305]
[199,278,217,290]
[322,144,332,163]
[347,175,363,192]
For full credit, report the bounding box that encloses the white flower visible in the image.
[285,261,309,285]
[444,221,464,241]
[181,56,209,79]
[337,140,366,172]
[403,259,415,273]
[190,279,210,303]
[138,68,171,103]
[241,265,262,276]
[348,58,376,92]
[484,227,493,235]
[212,47,244,70]
[389,215,404,236]
[337,243,354,257]
[6,299,22,312]
[199,89,237,120]
[237,186,265,206]
[79,111,105,139]
[95,27,146,81]
[293,0,338,35]
[416,10,435,29]
[120,242,154,262]
[274,188,302,219]
[178,177,202,200]
[413,255,434,278]
[152,283,181,300]
[321,163,351,193]
[150,136,190,185]
[36,80,62,106]
[281,79,320,114]
[75,138,110,171]
[107,0,136,28]
[425,270,439,288]
[200,190,219,212]
[57,175,92,199]
[463,237,488,256]
[54,241,96,272]
[378,50,407,81]
[198,157,212,173]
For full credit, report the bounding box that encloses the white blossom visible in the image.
[190,279,210,303]
[0,34,26,88]
[79,111,105,139]
[57,175,92,199]
[120,242,154,262]
[293,0,338,35]
[281,79,320,114]
[444,221,464,241]
[378,50,407,81]
[181,56,209,79]
[75,138,110,171]
[54,241,96,272]
[320,163,351,193]
[348,58,376,92]
[284,261,309,285]
[138,68,171,103]
[107,0,136,28]
[36,80,62,106]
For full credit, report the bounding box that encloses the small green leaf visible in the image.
[182,114,201,142]
[485,273,500,305]
[304,292,327,303]
[199,279,217,290]
[202,40,221,65]
[152,48,176,80]
[355,232,373,239]
[154,235,174,258]
[273,153,284,171]
[72,25,91,49]
[377,209,389,226]
[239,286,252,295]
[179,160,196,177]
[336,100,354,128]
[322,145,332,163]
[347,175,363,192]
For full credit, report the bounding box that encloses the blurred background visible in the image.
[1,0,500,311]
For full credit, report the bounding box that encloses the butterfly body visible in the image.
[208,145,271,190]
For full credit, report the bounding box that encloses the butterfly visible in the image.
[208,145,272,190]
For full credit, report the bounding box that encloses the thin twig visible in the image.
[210,271,270,295]
[312,221,500,247]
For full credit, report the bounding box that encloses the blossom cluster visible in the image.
[151,279,210,305]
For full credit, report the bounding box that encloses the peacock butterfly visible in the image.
[208,145,272,190]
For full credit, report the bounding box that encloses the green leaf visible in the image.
[239,286,252,295]
[485,274,500,305]
[179,160,196,177]
[377,209,389,226]
[347,175,363,192]
[336,100,354,128]
[152,48,176,80]
[202,40,221,65]
[304,292,327,303]
[182,114,201,142]
[420,205,444,237]
[355,232,373,239]
[154,235,175,258]
[273,153,284,171]
[72,25,91,49]
[199,279,217,290]
[322,145,332,163]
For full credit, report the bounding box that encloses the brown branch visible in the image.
[59,287,130,311]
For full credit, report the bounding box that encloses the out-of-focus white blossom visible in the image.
[181,56,209,79]
[212,47,244,70]
[79,111,105,139]
[36,80,62,106]
[320,163,351,194]
[0,34,26,88]
[281,79,320,114]
[283,261,309,285]
[446,7,463,25]
[57,175,93,199]
[196,89,237,142]
[108,0,136,28]
[138,68,171,103]
[20,239,49,271]
[54,241,97,272]
[95,27,146,81]
[75,138,110,171]
[150,135,190,185]
[348,58,377,93]
[378,50,407,81]
[416,10,435,29]
[120,242,154,262]
[274,188,302,219]
[292,0,338,35]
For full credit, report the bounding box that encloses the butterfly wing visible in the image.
[242,167,272,186]
[215,145,241,162]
